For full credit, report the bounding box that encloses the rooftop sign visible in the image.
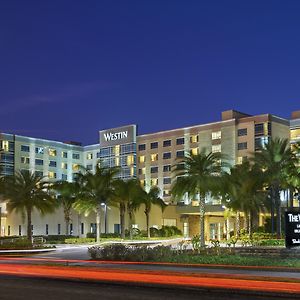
[99,125,136,147]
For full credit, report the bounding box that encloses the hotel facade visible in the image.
[0,109,298,240]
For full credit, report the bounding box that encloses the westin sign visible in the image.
[99,125,136,147]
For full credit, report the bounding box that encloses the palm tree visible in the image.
[52,181,79,235]
[1,170,56,241]
[112,178,143,239]
[171,151,224,247]
[142,186,166,238]
[253,138,297,238]
[73,165,119,243]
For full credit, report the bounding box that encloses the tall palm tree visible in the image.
[52,181,79,235]
[142,186,166,238]
[253,138,297,238]
[171,151,224,247]
[1,170,57,241]
[73,165,119,243]
[112,178,143,239]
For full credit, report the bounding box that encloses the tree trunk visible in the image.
[64,209,71,236]
[120,203,126,239]
[129,210,133,240]
[235,211,240,238]
[96,205,102,243]
[274,184,281,239]
[226,217,230,240]
[243,213,248,233]
[26,207,32,243]
[146,210,150,238]
[199,195,205,247]
[249,211,253,239]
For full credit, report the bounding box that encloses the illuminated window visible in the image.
[86,153,93,160]
[130,167,134,177]
[212,144,221,153]
[140,179,145,187]
[237,156,243,165]
[212,131,221,140]
[139,156,145,163]
[138,167,146,175]
[151,178,158,186]
[48,172,56,179]
[72,164,79,171]
[291,129,300,140]
[114,145,120,155]
[190,148,198,156]
[115,157,120,166]
[127,155,134,166]
[2,141,9,151]
[61,162,68,169]
[163,190,170,197]
[21,157,30,164]
[48,148,57,157]
[151,153,158,161]
[62,151,68,158]
[190,135,199,143]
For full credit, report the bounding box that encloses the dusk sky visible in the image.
[0,1,299,145]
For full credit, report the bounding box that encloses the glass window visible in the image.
[138,144,146,151]
[163,190,170,197]
[49,160,57,168]
[150,166,158,173]
[163,140,172,147]
[139,156,145,163]
[48,148,57,157]
[72,164,79,171]
[48,172,56,179]
[176,150,185,158]
[190,135,199,143]
[238,128,247,136]
[62,151,68,158]
[35,159,44,166]
[163,152,171,159]
[212,144,221,153]
[72,153,80,160]
[35,147,44,154]
[126,155,134,166]
[57,224,61,235]
[150,142,158,149]
[35,171,43,177]
[151,178,158,186]
[61,162,68,169]
[21,145,30,152]
[176,137,185,145]
[1,141,14,152]
[86,153,93,160]
[190,148,198,156]
[62,174,68,181]
[237,142,247,150]
[151,153,158,161]
[86,164,93,170]
[138,167,146,175]
[212,131,221,140]
[163,165,171,172]
[163,177,171,184]
[21,157,30,164]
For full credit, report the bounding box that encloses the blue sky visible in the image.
[0,0,299,144]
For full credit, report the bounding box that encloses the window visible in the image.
[140,179,145,187]
[212,131,221,140]
[72,164,79,171]
[237,156,243,165]
[163,165,171,172]
[1,141,14,152]
[35,171,43,177]
[150,142,158,149]
[18,225,22,236]
[151,153,158,161]
[190,148,198,156]
[58,224,61,235]
[61,162,68,169]
[138,144,146,151]
[138,167,145,175]
[238,128,247,136]
[139,156,145,163]
[35,159,43,166]
[163,190,170,197]
[151,166,158,173]
[163,177,171,184]
[49,160,57,167]
[46,224,49,235]
[163,152,171,159]
[81,223,84,235]
[190,135,199,143]
[151,178,158,186]
[21,145,30,152]
[163,140,171,147]
[48,172,56,179]
[86,164,93,171]
[62,151,68,158]
[48,148,57,157]
[255,137,269,150]
[62,174,68,181]
[70,223,73,235]
[212,144,221,153]
[72,153,80,160]
[126,155,134,166]
[176,150,185,158]
[21,157,30,164]
[176,137,185,145]
[7,225,10,236]
[86,153,93,160]
[237,142,247,150]
[35,147,44,154]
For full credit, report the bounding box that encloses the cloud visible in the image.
[0,80,112,115]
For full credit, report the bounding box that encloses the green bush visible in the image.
[158,226,182,237]
[150,227,160,237]
[65,237,96,244]
[86,232,121,239]
[0,238,33,249]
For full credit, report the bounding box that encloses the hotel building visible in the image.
[0,110,296,240]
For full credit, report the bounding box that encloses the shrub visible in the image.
[158,226,182,237]
[86,232,121,239]
[150,227,160,237]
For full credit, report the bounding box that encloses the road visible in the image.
[0,275,296,300]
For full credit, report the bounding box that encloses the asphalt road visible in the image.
[0,276,296,300]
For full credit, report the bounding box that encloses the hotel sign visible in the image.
[285,211,300,248]
[99,125,136,147]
